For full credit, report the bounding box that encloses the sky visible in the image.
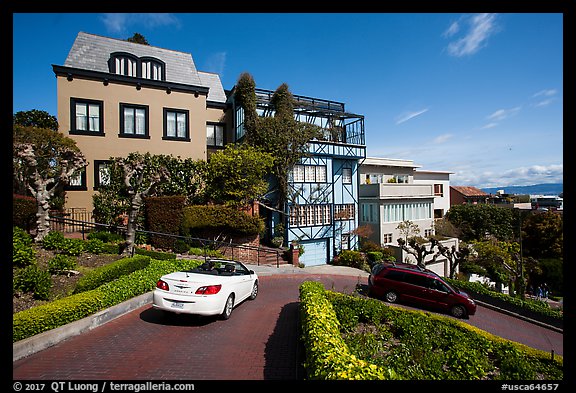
[12,12,564,189]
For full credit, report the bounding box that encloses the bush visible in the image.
[42,231,65,250]
[145,195,186,250]
[333,250,369,271]
[87,231,124,244]
[47,254,77,274]
[14,265,52,300]
[13,228,36,268]
[85,238,105,254]
[58,238,85,256]
[13,194,37,231]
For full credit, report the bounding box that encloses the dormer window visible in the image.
[141,58,165,81]
[109,52,165,81]
[110,53,138,77]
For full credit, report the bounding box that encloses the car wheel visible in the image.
[384,291,398,303]
[221,294,234,320]
[249,281,258,300]
[450,305,467,319]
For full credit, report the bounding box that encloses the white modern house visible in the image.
[358,157,457,276]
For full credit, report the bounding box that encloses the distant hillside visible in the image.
[481,183,563,196]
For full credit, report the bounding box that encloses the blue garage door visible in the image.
[299,239,328,266]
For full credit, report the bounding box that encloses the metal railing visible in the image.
[47,216,287,267]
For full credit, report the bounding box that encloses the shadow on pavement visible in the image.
[264,301,306,380]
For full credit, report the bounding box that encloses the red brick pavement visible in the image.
[13,274,363,381]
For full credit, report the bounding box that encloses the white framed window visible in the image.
[289,204,332,227]
[292,165,305,182]
[383,233,393,244]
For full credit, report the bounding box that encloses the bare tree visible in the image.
[13,126,87,242]
[114,153,169,256]
[436,241,470,279]
[397,237,439,269]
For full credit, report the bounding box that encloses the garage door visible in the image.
[299,239,328,266]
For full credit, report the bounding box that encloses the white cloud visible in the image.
[532,89,557,98]
[486,106,521,122]
[395,108,429,125]
[443,21,460,37]
[101,13,180,34]
[451,164,563,188]
[445,13,498,57]
[203,52,227,77]
[480,122,498,129]
[433,133,453,144]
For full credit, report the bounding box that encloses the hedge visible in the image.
[299,281,397,380]
[145,195,186,250]
[13,257,201,342]
[73,255,151,294]
[181,205,264,237]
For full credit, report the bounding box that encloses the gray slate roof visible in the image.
[63,32,225,103]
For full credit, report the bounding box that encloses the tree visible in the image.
[396,220,421,242]
[397,237,438,269]
[126,33,149,45]
[204,144,274,208]
[242,80,322,209]
[13,110,59,131]
[436,241,471,279]
[445,204,516,242]
[113,152,170,256]
[522,211,563,259]
[468,239,527,297]
[13,125,87,242]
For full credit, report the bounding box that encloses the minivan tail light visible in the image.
[195,284,222,295]
[156,280,169,291]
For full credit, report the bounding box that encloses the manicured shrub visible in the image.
[332,250,369,271]
[145,195,186,250]
[73,255,151,294]
[13,194,37,232]
[181,205,264,237]
[87,231,124,244]
[58,238,85,256]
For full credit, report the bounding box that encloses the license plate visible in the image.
[171,301,184,309]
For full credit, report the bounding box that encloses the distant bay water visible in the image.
[481,183,563,196]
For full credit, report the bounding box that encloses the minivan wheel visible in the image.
[385,291,398,303]
[450,305,467,318]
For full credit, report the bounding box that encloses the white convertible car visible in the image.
[153,259,259,320]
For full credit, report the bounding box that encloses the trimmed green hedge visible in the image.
[299,281,397,380]
[181,205,264,236]
[13,257,201,342]
[73,255,151,294]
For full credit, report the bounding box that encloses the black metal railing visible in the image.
[47,216,287,268]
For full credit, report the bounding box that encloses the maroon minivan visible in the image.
[368,262,477,318]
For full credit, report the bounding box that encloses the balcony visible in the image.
[254,88,365,147]
[360,183,434,200]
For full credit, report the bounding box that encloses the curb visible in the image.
[13,292,152,362]
[474,299,563,333]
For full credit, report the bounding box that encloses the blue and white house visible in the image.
[230,88,366,266]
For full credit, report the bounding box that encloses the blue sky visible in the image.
[12,13,563,189]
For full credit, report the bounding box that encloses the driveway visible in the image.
[13,268,563,380]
